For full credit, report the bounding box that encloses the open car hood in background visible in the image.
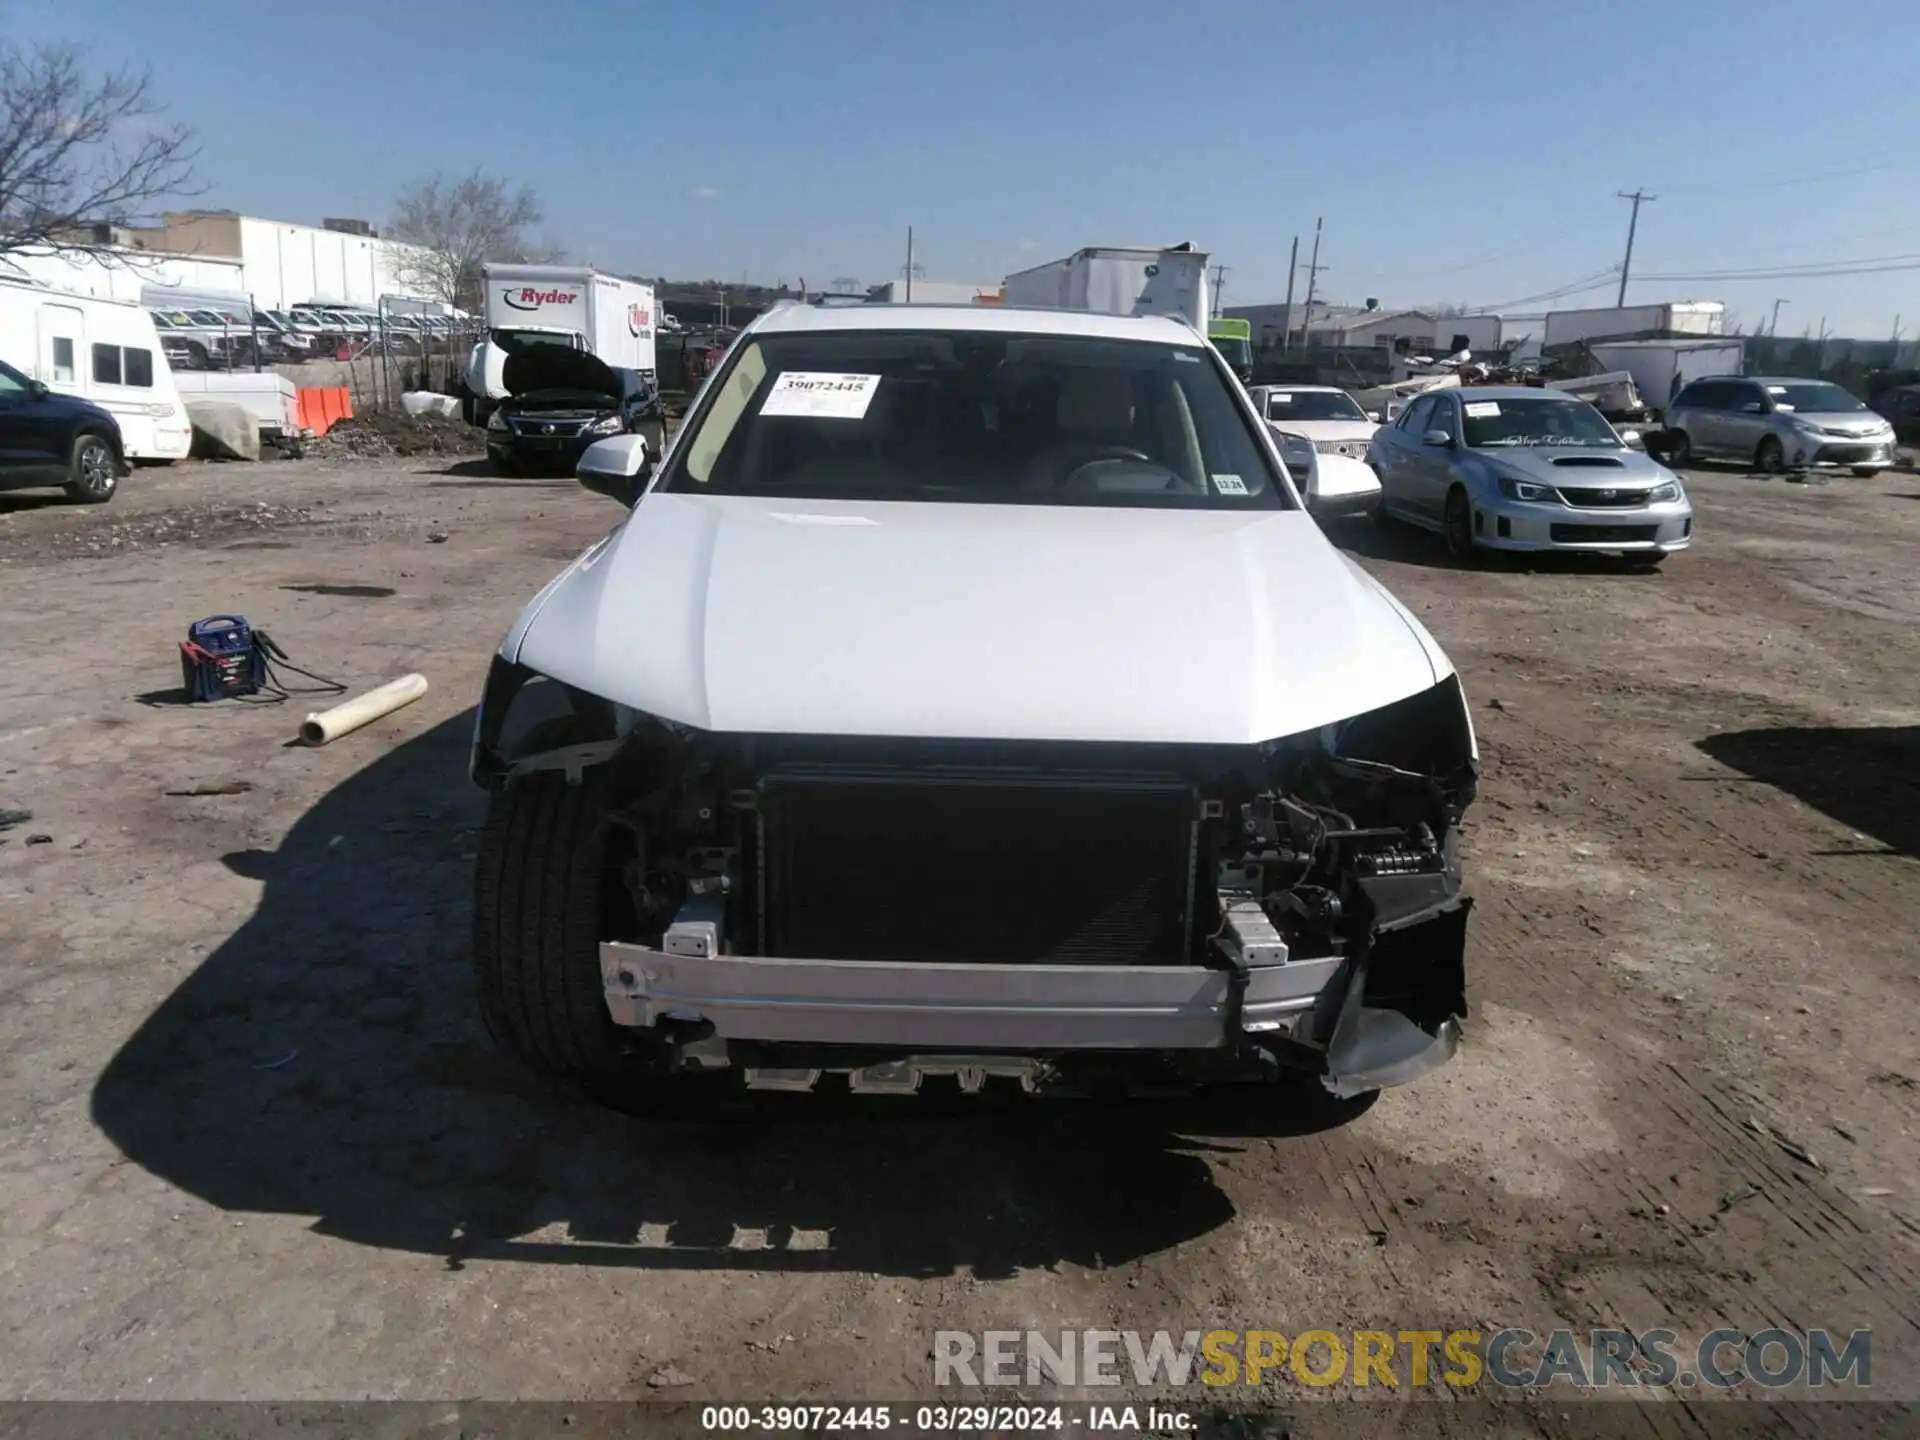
[502,348,621,400]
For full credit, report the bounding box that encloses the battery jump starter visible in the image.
[179,615,346,703]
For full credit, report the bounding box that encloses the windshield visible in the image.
[491,327,584,354]
[661,329,1293,510]
[1264,389,1367,423]
[1461,396,1621,448]
[1212,337,1254,368]
[1768,381,1865,414]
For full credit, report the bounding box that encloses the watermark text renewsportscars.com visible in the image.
[933,1328,1872,1391]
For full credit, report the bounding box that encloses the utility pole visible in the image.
[1280,234,1299,352]
[1770,297,1788,336]
[904,226,914,303]
[1210,264,1229,318]
[1615,189,1654,306]
[1300,217,1326,344]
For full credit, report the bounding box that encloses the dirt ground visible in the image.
[1,452,1916,1429]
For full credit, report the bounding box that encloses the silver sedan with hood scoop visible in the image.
[1368,384,1693,564]
[468,301,1479,1112]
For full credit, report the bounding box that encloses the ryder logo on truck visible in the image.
[628,302,652,338]
[500,287,581,311]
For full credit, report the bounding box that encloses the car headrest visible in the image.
[1056,368,1135,434]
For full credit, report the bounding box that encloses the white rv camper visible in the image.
[0,276,192,462]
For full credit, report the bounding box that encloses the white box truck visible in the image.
[1588,338,1746,414]
[1002,244,1211,331]
[1543,301,1724,350]
[463,265,658,421]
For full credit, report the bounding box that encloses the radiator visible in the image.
[758,770,1198,966]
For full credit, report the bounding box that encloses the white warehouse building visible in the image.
[3,211,444,312]
[1224,301,1503,354]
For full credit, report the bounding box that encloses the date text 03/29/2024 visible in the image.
[700,1406,1194,1433]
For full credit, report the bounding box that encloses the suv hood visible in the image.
[508,495,1448,744]
[502,348,620,401]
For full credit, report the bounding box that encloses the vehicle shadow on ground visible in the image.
[1697,725,1919,857]
[1333,521,1661,575]
[429,479,578,490]
[89,713,1355,1278]
[0,493,73,516]
[436,458,498,479]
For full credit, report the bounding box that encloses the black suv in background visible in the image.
[485,349,665,476]
[0,358,127,504]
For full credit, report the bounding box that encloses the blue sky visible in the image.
[9,0,1920,335]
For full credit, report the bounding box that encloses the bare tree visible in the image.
[386,169,551,310]
[0,41,199,260]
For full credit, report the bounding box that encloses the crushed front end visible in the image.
[471,665,1477,1098]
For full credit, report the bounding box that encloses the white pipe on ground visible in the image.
[299,673,429,746]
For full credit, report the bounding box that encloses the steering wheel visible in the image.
[1025,443,1156,489]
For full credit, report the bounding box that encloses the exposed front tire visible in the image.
[63,433,119,504]
[472,769,635,1095]
[1663,429,1692,467]
[1756,436,1787,475]
[1852,466,1882,478]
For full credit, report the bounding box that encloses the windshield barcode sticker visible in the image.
[1211,473,1249,495]
[1463,401,1501,417]
[760,372,882,419]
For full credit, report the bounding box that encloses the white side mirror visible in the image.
[1365,410,1381,423]
[577,434,653,504]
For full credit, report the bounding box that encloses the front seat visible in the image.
[1023,368,1139,488]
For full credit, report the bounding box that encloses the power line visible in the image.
[1637,257,1920,282]
[1655,156,1917,201]
[1629,220,1920,272]
[1470,266,1621,314]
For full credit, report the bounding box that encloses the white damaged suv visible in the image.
[469,301,1478,1110]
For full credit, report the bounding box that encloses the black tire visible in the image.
[1756,436,1787,475]
[1627,551,1669,569]
[63,433,119,504]
[1851,467,1881,478]
[1369,470,1394,526]
[1664,429,1692,467]
[1443,486,1477,562]
[489,451,519,477]
[472,769,631,1091]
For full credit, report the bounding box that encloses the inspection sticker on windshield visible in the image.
[1463,401,1501,417]
[1211,473,1250,495]
[1768,385,1789,394]
[760,372,882,419]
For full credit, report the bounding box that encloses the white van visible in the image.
[0,277,193,462]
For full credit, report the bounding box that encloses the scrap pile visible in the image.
[306,408,484,460]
